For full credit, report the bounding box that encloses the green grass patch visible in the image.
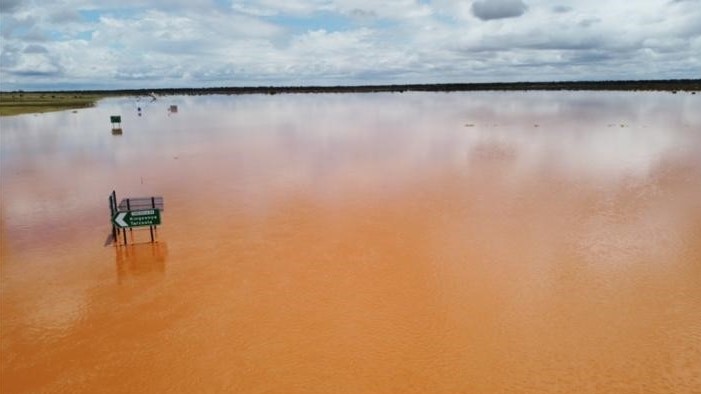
[0,92,110,116]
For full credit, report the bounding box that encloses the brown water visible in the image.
[1,92,700,393]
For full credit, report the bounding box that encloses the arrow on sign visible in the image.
[114,212,128,227]
[112,209,161,228]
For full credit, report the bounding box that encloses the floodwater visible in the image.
[1,91,700,393]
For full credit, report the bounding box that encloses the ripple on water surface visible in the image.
[1,91,700,393]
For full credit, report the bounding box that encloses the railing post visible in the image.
[126,198,132,233]
[110,195,117,242]
[150,197,157,242]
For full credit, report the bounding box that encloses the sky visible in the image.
[1,0,700,90]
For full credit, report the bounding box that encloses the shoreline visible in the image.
[0,92,111,117]
[1,79,699,117]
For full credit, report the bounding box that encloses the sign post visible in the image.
[110,115,122,134]
[108,191,163,245]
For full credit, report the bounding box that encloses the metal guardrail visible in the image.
[117,197,164,212]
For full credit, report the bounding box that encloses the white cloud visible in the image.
[333,0,432,20]
[551,5,572,14]
[3,49,63,76]
[232,0,330,16]
[0,0,699,89]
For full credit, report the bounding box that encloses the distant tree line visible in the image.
[4,79,700,95]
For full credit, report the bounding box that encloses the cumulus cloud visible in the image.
[232,0,329,17]
[23,44,48,53]
[0,0,23,13]
[552,5,572,13]
[3,49,63,76]
[0,0,699,89]
[471,0,528,21]
[1,13,36,38]
[48,8,81,23]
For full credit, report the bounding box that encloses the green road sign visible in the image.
[112,209,161,228]
[110,115,121,123]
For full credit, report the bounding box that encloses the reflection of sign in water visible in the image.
[116,242,167,282]
[113,209,161,228]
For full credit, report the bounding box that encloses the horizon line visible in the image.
[2,79,700,94]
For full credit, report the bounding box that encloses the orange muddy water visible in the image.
[1,92,700,393]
